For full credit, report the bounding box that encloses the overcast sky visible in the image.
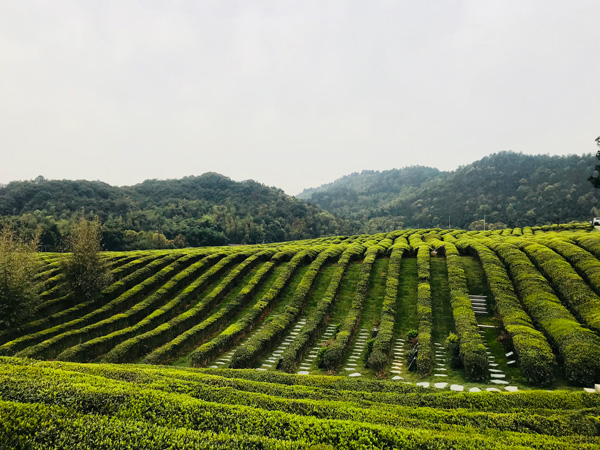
[1,1,599,195]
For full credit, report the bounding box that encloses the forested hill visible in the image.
[298,152,600,232]
[0,173,347,250]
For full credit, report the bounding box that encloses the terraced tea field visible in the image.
[2,224,600,448]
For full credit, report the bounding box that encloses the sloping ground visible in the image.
[2,223,600,393]
[1,357,600,449]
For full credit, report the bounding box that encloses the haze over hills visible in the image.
[0,151,598,250]
[299,151,600,232]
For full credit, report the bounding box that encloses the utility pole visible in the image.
[483,214,486,231]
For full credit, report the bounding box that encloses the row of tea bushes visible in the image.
[16,253,204,360]
[63,250,262,363]
[321,237,392,372]
[455,236,556,386]
[519,241,600,333]
[367,236,410,373]
[488,239,600,385]
[410,233,434,375]
[229,245,345,368]
[189,248,316,367]
[279,242,366,373]
[0,252,184,355]
[441,241,488,380]
[2,358,599,449]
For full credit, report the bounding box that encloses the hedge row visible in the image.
[8,361,596,439]
[455,237,556,386]
[14,253,201,360]
[187,249,315,367]
[519,241,600,333]
[440,241,488,380]
[27,254,166,333]
[230,245,345,369]
[489,239,600,385]
[56,251,241,363]
[367,236,410,373]
[7,357,600,412]
[576,233,600,260]
[538,235,600,296]
[0,400,300,450]
[139,250,280,365]
[321,238,393,372]
[0,253,184,356]
[279,243,367,373]
[1,361,598,449]
[410,234,434,375]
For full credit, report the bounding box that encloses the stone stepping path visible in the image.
[210,349,236,369]
[341,328,371,376]
[258,319,307,371]
[389,337,405,379]
[433,341,448,377]
[296,323,336,374]
[472,296,512,385]
[469,295,488,316]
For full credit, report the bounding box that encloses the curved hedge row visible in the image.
[519,241,600,333]
[441,241,488,380]
[367,236,410,373]
[0,253,185,356]
[138,250,272,365]
[278,242,366,373]
[2,358,599,450]
[58,251,249,363]
[321,238,392,372]
[489,239,600,385]
[410,234,434,375]
[539,236,600,297]
[455,237,556,386]
[577,234,600,260]
[230,244,346,369]
[189,248,316,367]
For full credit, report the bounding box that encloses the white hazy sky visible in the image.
[1,1,599,195]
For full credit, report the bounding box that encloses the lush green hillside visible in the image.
[0,173,348,250]
[299,152,600,231]
[3,224,600,448]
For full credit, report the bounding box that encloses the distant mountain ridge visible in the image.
[1,152,598,250]
[0,173,348,250]
[299,151,600,231]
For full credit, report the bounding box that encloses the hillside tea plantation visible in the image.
[2,223,600,449]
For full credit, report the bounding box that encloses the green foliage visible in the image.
[0,228,40,328]
[520,241,600,333]
[456,236,556,386]
[61,217,112,302]
[0,174,348,250]
[368,236,409,373]
[278,243,366,373]
[321,237,392,372]
[488,238,600,385]
[231,245,345,369]
[432,239,488,380]
[3,357,600,450]
[299,152,600,231]
[445,333,461,368]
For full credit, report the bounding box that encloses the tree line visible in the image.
[0,173,348,251]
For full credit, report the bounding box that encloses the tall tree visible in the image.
[589,136,600,189]
[0,228,40,328]
[61,217,112,301]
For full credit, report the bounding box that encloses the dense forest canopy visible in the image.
[1,152,598,251]
[0,173,348,250]
[299,152,600,232]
